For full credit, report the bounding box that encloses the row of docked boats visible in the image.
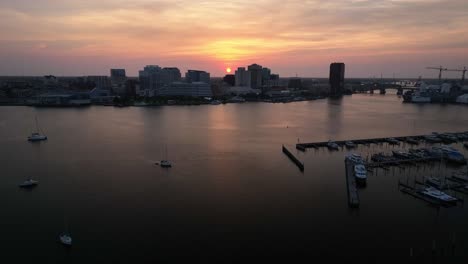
[327,140,357,150]
[371,145,467,165]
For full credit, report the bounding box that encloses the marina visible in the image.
[296,131,468,151]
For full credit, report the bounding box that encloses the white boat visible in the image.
[421,187,457,203]
[354,164,367,183]
[19,179,38,188]
[59,233,72,246]
[345,141,356,148]
[345,153,364,164]
[210,100,222,105]
[27,116,47,142]
[327,141,339,150]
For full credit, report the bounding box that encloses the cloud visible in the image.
[0,0,467,76]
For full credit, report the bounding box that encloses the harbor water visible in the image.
[0,93,468,261]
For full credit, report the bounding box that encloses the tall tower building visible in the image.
[247,64,262,89]
[185,70,210,84]
[235,67,250,87]
[329,62,345,97]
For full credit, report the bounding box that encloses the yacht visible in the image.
[425,177,448,189]
[19,179,38,188]
[411,95,431,103]
[345,141,357,148]
[354,164,367,183]
[386,138,400,145]
[327,141,340,150]
[420,187,457,204]
[424,135,441,143]
[59,233,72,247]
[346,153,364,164]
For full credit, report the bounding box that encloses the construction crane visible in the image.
[426,66,448,83]
[446,66,467,84]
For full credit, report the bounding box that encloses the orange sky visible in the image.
[0,0,467,77]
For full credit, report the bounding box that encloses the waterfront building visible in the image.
[247,64,263,89]
[159,82,212,97]
[329,62,345,97]
[139,65,164,95]
[185,70,210,84]
[110,69,127,95]
[262,67,271,85]
[235,67,250,87]
[87,76,111,90]
[288,77,303,90]
[223,74,235,86]
[162,67,182,84]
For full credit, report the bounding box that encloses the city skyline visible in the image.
[0,0,467,78]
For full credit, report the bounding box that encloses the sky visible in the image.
[0,0,467,78]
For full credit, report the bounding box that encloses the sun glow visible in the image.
[226,67,231,73]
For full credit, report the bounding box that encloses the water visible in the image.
[1,94,468,261]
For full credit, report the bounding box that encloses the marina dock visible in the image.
[282,145,304,171]
[296,131,468,151]
[345,160,360,208]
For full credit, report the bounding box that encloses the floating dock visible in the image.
[296,131,468,151]
[282,145,304,171]
[366,157,439,168]
[345,160,360,208]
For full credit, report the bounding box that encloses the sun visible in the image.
[226,67,232,73]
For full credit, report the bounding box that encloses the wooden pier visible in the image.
[282,145,304,172]
[345,160,360,208]
[296,131,468,151]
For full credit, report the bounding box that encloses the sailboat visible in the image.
[59,217,72,247]
[19,178,38,188]
[159,145,172,168]
[28,116,47,142]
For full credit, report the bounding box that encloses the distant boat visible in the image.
[59,217,72,247]
[19,178,38,188]
[345,153,364,164]
[386,138,400,145]
[159,145,172,168]
[406,137,419,145]
[327,140,339,150]
[354,164,367,184]
[28,116,47,142]
[345,141,356,148]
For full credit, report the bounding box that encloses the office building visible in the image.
[159,82,212,97]
[329,62,345,97]
[262,67,271,85]
[110,69,127,95]
[162,67,182,84]
[235,67,250,87]
[223,74,235,86]
[288,77,303,90]
[87,76,111,90]
[185,70,210,84]
[247,64,262,89]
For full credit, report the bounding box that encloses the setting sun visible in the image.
[226,67,232,73]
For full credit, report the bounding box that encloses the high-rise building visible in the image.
[329,62,345,97]
[235,67,250,87]
[162,67,182,84]
[139,65,163,94]
[247,64,262,89]
[110,69,127,95]
[185,70,210,84]
[261,67,271,85]
[87,76,111,90]
[159,82,212,97]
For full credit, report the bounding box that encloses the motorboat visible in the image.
[345,141,357,148]
[59,233,72,247]
[452,172,468,182]
[346,153,364,164]
[424,135,441,143]
[19,179,38,188]
[160,160,172,168]
[406,137,419,145]
[354,164,367,183]
[438,133,458,143]
[445,151,467,164]
[386,138,400,145]
[420,187,457,203]
[425,177,448,189]
[210,100,222,105]
[327,141,340,150]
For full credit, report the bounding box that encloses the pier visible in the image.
[296,131,468,151]
[366,156,439,168]
[282,145,304,172]
[345,160,360,208]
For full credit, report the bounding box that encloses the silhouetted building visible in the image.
[139,65,164,94]
[329,62,345,97]
[110,69,127,95]
[162,67,182,84]
[223,74,235,86]
[261,67,271,85]
[248,64,262,89]
[87,76,111,90]
[160,82,212,97]
[235,67,250,87]
[186,70,210,84]
[288,77,302,90]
